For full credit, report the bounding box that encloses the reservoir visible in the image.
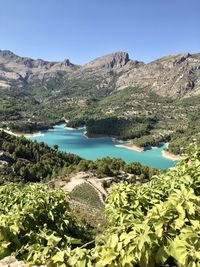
[27,123,178,169]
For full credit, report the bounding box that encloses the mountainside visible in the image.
[0,49,200,155]
[0,49,200,266]
[117,53,200,98]
[0,50,200,97]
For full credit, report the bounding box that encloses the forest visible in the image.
[86,117,157,140]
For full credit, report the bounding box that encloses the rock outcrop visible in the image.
[80,51,144,76]
[83,51,131,69]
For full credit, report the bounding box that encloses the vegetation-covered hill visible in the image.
[0,146,199,266]
[0,131,81,183]
[1,84,200,155]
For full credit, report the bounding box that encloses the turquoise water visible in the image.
[27,123,178,169]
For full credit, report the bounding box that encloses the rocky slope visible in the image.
[117,53,200,98]
[0,49,200,98]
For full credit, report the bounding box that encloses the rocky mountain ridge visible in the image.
[117,53,200,97]
[0,49,200,98]
[0,50,79,88]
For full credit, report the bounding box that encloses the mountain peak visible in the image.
[0,50,18,58]
[83,51,130,70]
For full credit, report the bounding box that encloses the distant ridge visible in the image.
[0,49,200,97]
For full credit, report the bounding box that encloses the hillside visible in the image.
[117,53,200,98]
[0,130,160,235]
[0,50,79,88]
[0,145,199,266]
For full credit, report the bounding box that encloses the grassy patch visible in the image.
[70,182,104,209]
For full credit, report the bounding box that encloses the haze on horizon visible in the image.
[0,0,200,64]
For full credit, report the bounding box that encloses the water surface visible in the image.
[27,124,178,169]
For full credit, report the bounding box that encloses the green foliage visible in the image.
[124,161,160,179]
[132,134,170,148]
[52,146,200,266]
[0,131,81,183]
[93,157,126,176]
[0,183,91,264]
[86,117,156,140]
[75,157,159,180]
[168,111,200,154]
[88,146,200,266]
[1,81,200,155]
[0,130,160,184]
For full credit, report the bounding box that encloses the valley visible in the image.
[0,50,200,157]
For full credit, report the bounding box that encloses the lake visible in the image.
[27,123,178,169]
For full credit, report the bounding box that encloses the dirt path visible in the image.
[62,178,85,192]
[87,178,108,196]
[61,172,89,192]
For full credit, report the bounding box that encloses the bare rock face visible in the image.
[83,51,130,70]
[116,53,200,97]
[0,71,25,88]
[82,51,144,74]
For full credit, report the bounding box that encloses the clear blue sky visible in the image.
[1,0,199,64]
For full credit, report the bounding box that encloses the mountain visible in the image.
[81,51,143,72]
[0,50,79,88]
[1,50,200,267]
[0,50,200,98]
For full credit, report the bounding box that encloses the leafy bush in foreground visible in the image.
[89,146,200,267]
[0,184,90,264]
[59,146,200,266]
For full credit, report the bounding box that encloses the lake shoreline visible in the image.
[0,128,44,137]
[114,140,181,160]
[162,150,182,161]
[115,144,144,152]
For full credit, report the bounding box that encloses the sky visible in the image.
[0,0,199,64]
